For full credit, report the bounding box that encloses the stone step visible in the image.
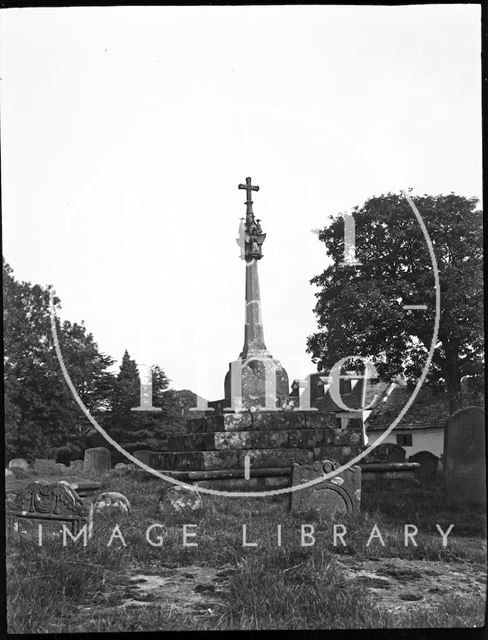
[192,476,290,491]
[149,445,361,471]
[167,428,361,452]
[186,410,338,434]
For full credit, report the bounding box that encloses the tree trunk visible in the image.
[443,346,463,414]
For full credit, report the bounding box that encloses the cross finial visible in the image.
[238,176,259,215]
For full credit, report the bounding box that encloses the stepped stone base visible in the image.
[168,428,361,452]
[149,410,363,490]
[186,410,338,433]
[193,476,290,491]
[150,445,361,472]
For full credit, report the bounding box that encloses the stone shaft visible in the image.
[241,259,268,358]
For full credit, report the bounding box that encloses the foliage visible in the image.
[307,193,483,413]
[3,259,115,461]
[109,352,177,455]
[4,260,182,462]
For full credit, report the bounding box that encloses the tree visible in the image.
[306,193,483,414]
[109,353,176,454]
[111,350,140,418]
[3,260,115,461]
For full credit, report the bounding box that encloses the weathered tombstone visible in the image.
[9,458,30,471]
[33,458,58,475]
[54,462,68,475]
[6,480,94,539]
[113,462,129,474]
[363,443,406,464]
[94,492,131,514]
[444,407,486,507]
[70,460,84,473]
[159,485,203,516]
[409,451,439,485]
[83,447,111,474]
[289,459,361,517]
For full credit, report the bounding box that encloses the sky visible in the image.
[1,5,482,400]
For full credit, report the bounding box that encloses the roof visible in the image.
[366,381,485,432]
[290,372,391,412]
[291,372,484,432]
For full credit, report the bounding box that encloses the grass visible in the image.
[6,471,487,632]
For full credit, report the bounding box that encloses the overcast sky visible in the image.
[1,5,482,399]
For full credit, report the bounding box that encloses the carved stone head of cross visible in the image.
[238,177,266,261]
[238,177,259,216]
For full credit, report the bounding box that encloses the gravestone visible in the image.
[94,492,131,514]
[54,462,68,475]
[444,407,486,507]
[33,458,58,475]
[363,443,406,464]
[9,458,29,471]
[159,485,203,516]
[6,480,94,539]
[289,459,361,517]
[409,451,439,485]
[83,447,111,474]
[133,450,152,465]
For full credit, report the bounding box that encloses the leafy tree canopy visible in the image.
[3,259,114,461]
[306,193,483,413]
[109,352,178,455]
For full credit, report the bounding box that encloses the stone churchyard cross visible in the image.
[237,177,268,358]
[238,175,260,216]
[223,177,288,410]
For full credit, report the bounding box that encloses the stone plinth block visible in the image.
[289,460,361,517]
[168,428,361,452]
[235,446,359,469]
[221,413,254,431]
[83,447,111,474]
[194,476,290,491]
[186,413,254,434]
[150,450,239,471]
[224,357,289,411]
[252,411,307,430]
[186,417,210,434]
[186,410,338,433]
[303,413,339,429]
[237,448,315,468]
[215,413,253,432]
[217,430,289,450]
